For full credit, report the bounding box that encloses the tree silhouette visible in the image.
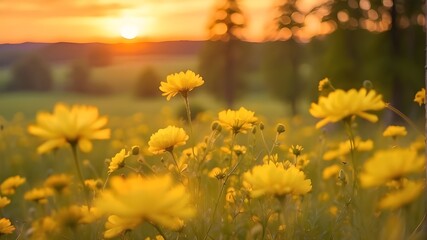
[66,60,91,93]
[134,66,161,98]
[262,0,309,115]
[9,54,53,91]
[199,0,249,107]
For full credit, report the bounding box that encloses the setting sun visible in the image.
[120,24,139,40]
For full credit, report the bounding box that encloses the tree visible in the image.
[8,54,53,91]
[199,0,249,107]
[317,0,424,118]
[66,60,91,93]
[262,0,309,115]
[134,67,161,98]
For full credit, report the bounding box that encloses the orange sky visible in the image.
[0,0,324,43]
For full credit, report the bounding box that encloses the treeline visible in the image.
[197,0,424,117]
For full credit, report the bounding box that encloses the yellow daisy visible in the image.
[30,216,58,239]
[0,218,15,235]
[28,103,111,154]
[289,145,304,157]
[108,148,130,174]
[24,187,54,204]
[159,70,204,100]
[95,174,195,230]
[104,215,141,239]
[323,138,373,161]
[322,164,341,180]
[309,88,385,129]
[79,205,103,224]
[414,88,425,106]
[217,107,258,134]
[378,180,424,210]
[1,175,26,195]
[84,179,103,191]
[360,148,424,188]
[44,173,72,193]
[0,197,10,208]
[382,125,407,138]
[243,163,312,198]
[148,126,189,154]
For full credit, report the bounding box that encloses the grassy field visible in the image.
[0,55,425,240]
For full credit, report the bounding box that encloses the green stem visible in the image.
[203,134,240,240]
[70,144,90,207]
[183,96,198,162]
[344,120,357,198]
[168,150,180,170]
[259,128,272,163]
[150,222,168,240]
[386,103,425,137]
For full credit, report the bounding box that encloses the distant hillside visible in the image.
[0,41,205,67]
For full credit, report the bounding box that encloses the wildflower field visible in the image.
[0,71,426,240]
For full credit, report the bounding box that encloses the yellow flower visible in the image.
[108,149,130,174]
[378,180,424,210]
[218,107,258,134]
[289,145,304,156]
[0,197,10,208]
[322,164,341,180]
[318,78,335,97]
[0,218,15,235]
[104,215,141,239]
[55,205,84,229]
[323,138,373,161]
[159,70,204,100]
[360,148,424,188]
[382,125,407,138]
[262,154,279,164]
[79,205,102,224]
[225,187,237,203]
[233,145,247,156]
[148,126,189,154]
[414,88,425,106]
[208,167,227,179]
[1,175,26,195]
[95,174,195,230]
[296,154,310,169]
[24,187,54,204]
[243,163,312,198]
[30,216,58,240]
[44,173,72,193]
[28,103,111,154]
[309,88,385,129]
[84,179,103,191]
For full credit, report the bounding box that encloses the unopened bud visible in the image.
[276,124,286,134]
[259,122,265,131]
[251,126,257,134]
[211,121,221,132]
[363,80,373,91]
[131,146,140,155]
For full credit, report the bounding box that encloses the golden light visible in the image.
[120,24,139,40]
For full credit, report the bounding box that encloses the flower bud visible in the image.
[363,80,373,91]
[276,124,286,134]
[251,126,257,134]
[259,122,265,131]
[211,121,222,132]
[131,145,140,155]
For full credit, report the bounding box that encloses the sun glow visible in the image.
[120,24,139,40]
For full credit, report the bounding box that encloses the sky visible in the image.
[0,0,290,43]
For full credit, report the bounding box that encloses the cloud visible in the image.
[0,0,131,18]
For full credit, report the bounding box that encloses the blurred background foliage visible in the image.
[0,0,424,121]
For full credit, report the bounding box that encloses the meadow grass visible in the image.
[0,80,425,240]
